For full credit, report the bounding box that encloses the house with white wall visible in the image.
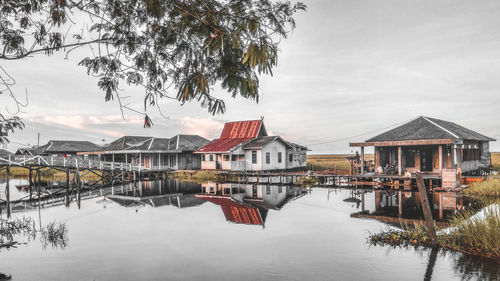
[195,119,307,171]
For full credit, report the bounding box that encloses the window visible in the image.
[404,150,416,168]
[266,186,270,195]
[289,154,293,162]
[266,152,270,164]
[231,155,237,161]
[223,155,230,161]
[278,152,282,163]
[202,154,206,161]
[169,155,176,167]
[252,185,257,197]
[463,149,480,161]
[209,155,214,161]
[252,151,257,164]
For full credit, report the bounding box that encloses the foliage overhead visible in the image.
[0,0,306,130]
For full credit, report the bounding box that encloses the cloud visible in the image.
[180,117,224,139]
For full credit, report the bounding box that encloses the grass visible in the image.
[170,171,220,183]
[0,166,102,181]
[298,176,317,186]
[464,178,500,197]
[440,203,500,259]
[369,200,500,261]
[491,152,500,171]
[307,154,374,172]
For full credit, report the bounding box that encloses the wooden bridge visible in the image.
[0,155,171,172]
[0,155,171,219]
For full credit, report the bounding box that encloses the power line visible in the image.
[306,117,416,146]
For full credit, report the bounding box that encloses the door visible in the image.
[144,156,150,168]
[420,149,433,172]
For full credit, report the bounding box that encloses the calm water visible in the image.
[0,179,498,281]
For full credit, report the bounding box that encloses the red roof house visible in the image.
[195,195,265,226]
[196,120,267,153]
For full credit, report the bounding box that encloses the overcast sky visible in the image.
[2,0,500,154]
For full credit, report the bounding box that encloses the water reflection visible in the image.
[196,183,308,227]
[106,179,205,209]
[0,178,498,281]
[349,189,479,228]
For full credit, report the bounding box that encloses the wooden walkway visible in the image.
[0,155,171,172]
[214,170,444,190]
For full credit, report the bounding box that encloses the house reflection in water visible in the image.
[350,189,473,227]
[107,179,206,209]
[197,183,307,227]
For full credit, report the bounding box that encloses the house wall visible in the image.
[221,153,231,170]
[286,149,307,169]
[230,146,246,171]
[201,153,217,170]
[244,140,288,171]
[245,149,262,171]
[261,185,288,208]
[261,140,287,171]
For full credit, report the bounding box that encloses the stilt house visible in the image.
[80,134,209,170]
[350,116,495,176]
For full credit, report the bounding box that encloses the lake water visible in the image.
[0,179,498,281]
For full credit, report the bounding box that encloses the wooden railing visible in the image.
[0,155,171,172]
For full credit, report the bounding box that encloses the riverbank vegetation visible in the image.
[463,178,500,197]
[491,152,500,171]
[0,167,101,181]
[170,171,219,183]
[298,176,317,186]
[370,202,500,260]
[306,154,373,172]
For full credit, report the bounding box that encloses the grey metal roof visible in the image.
[44,140,101,152]
[0,148,13,157]
[366,116,495,142]
[242,136,292,149]
[100,134,209,152]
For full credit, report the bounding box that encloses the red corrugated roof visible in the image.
[195,138,251,153]
[220,120,262,139]
[196,195,264,225]
[195,120,265,153]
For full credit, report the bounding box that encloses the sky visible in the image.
[2,0,500,154]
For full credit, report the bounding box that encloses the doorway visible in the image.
[420,149,433,172]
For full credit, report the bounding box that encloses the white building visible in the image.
[195,119,307,171]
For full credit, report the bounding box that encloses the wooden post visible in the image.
[398,146,402,176]
[415,173,438,247]
[65,168,70,206]
[398,191,402,217]
[29,168,33,199]
[438,145,443,173]
[76,171,81,209]
[360,146,365,174]
[6,167,11,218]
[424,248,439,281]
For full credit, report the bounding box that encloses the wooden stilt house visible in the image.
[350,116,495,176]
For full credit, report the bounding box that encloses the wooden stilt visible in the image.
[416,173,439,247]
[6,167,11,219]
[65,168,70,207]
[29,168,33,199]
[76,171,81,209]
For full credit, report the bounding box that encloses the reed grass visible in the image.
[369,201,500,260]
[463,178,500,197]
[40,221,68,249]
[491,152,500,171]
[298,176,317,186]
[171,171,219,183]
[440,203,500,259]
[0,166,101,181]
[307,154,373,172]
